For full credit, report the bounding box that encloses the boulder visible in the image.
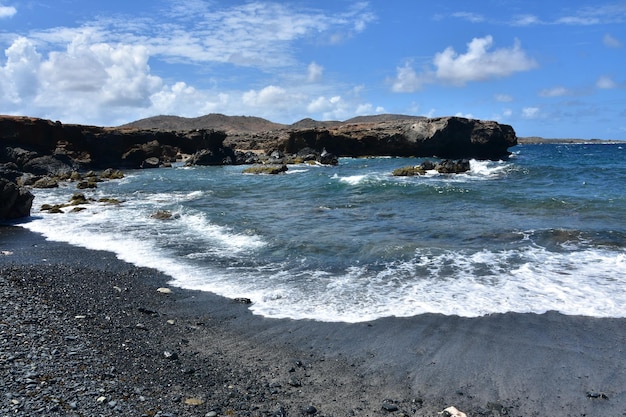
[141,157,161,169]
[0,178,34,220]
[435,159,470,174]
[392,159,470,176]
[185,148,235,166]
[242,165,288,175]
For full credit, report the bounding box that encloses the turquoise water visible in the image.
[23,143,626,321]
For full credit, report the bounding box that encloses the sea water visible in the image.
[21,143,626,321]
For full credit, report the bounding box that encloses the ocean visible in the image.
[21,143,626,322]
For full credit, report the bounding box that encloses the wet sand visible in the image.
[1,224,624,416]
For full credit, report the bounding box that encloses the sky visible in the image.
[0,1,625,139]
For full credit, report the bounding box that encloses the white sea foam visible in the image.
[337,174,368,185]
[19,161,626,323]
[25,204,626,321]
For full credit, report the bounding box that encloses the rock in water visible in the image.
[0,178,34,220]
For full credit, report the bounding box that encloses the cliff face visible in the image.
[276,117,517,160]
[1,115,516,174]
[0,116,227,173]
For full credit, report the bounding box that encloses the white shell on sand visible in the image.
[157,287,173,294]
[441,406,468,417]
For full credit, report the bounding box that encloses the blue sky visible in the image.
[0,1,624,139]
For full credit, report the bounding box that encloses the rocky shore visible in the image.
[2,225,625,417]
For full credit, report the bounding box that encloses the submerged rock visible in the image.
[392,159,470,176]
[242,164,288,175]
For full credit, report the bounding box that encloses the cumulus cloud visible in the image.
[390,36,536,92]
[0,2,382,125]
[433,36,537,85]
[307,62,323,82]
[306,95,378,121]
[0,4,16,18]
[0,37,41,104]
[390,63,432,93]
[603,33,623,48]
[0,35,164,124]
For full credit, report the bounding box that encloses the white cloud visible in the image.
[390,36,536,93]
[305,95,377,121]
[494,94,513,102]
[0,37,41,104]
[513,4,626,26]
[539,86,572,97]
[307,62,323,82]
[511,14,542,26]
[452,12,485,23]
[0,5,16,19]
[433,36,537,85]
[390,63,432,93]
[0,2,381,125]
[0,35,164,124]
[603,33,623,48]
[596,75,617,89]
[522,107,540,119]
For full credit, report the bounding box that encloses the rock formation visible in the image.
[1,113,517,219]
[272,117,516,160]
[0,178,34,220]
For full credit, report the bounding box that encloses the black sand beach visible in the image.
[1,224,625,416]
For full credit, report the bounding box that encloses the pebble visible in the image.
[382,401,399,412]
[157,287,173,294]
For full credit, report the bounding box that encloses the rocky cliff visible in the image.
[1,114,517,219]
[274,117,517,160]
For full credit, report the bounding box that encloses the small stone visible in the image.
[96,396,106,403]
[163,351,179,360]
[382,402,399,412]
[234,297,252,304]
[157,287,173,294]
[304,405,317,414]
[206,412,218,417]
[167,319,176,325]
[288,376,302,387]
[75,315,87,319]
[184,397,204,406]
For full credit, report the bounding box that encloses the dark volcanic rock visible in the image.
[0,116,230,171]
[277,117,516,160]
[0,178,34,219]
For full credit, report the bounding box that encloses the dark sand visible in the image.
[1,224,624,416]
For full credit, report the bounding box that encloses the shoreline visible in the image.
[1,224,625,416]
